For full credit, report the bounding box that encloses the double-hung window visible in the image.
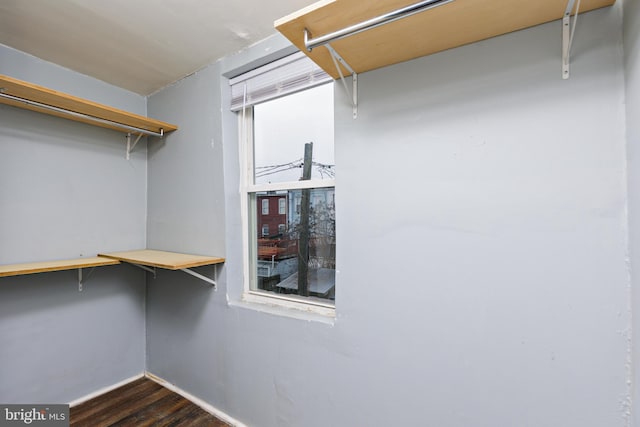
[230,52,336,313]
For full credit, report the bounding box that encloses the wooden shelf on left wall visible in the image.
[0,257,121,278]
[0,74,178,136]
[0,250,224,287]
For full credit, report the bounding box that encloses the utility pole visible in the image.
[298,142,312,296]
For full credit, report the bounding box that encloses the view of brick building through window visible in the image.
[256,188,335,300]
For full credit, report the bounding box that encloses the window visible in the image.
[232,53,335,313]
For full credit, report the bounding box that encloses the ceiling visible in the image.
[0,0,315,95]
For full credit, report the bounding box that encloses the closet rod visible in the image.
[0,92,164,137]
[304,0,454,51]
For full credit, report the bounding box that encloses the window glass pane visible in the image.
[252,188,335,302]
[253,83,334,185]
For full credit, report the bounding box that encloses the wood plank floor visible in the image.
[70,377,230,427]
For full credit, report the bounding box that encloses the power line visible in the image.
[255,159,334,179]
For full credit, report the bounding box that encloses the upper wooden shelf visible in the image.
[98,249,225,270]
[275,0,616,79]
[0,74,178,136]
[0,256,120,278]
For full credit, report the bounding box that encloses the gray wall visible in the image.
[624,0,640,425]
[0,2,632,425]
[147,5,631,427]
[0,44,147,403]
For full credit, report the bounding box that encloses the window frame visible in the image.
[238,93,336,317]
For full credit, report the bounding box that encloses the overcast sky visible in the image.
[253,82,334,185]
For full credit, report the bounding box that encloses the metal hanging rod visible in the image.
[0,91,164,137]
[304,0,454,51]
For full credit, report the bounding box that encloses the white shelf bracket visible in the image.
[325,43,358,119]
[562,0,580,80]
[77,267,96,292]
[126,132,145,160]
[180,265,218,289]
[123,262,218,287]
[130,263,157,278]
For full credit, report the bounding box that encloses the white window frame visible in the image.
[238,105,335,317]
[278,198,286,215]
[262,199,269,215]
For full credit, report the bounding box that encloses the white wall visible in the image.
[333,6,628,426]
[623,0,640,425]
[147,5,630,427]
[0,44,147,403]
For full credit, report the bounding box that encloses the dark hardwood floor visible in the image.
[70,377,230,427]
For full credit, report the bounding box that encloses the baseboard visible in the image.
[145,371,247,427]
[68,372,145,407]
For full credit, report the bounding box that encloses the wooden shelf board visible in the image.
[98,249,225,270]
[0,74,178,135]
[0,256,120,278]
[275,0,616,79]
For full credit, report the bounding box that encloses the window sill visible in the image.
[229,292,336,325]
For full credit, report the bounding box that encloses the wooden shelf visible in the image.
[0,74,178,135]
[0,250,224,288]
[0,256,120,278]
[98,249,225,270]
[275,0,616,79]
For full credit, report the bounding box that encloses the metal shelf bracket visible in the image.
[562,0,580,80]
[180,265,218,289]
[301,0,457,117]
[131,263,157,278]
[126,132,145,160]
[323,41,358,119]
[126,262,217,288]
[77,267,96,292]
